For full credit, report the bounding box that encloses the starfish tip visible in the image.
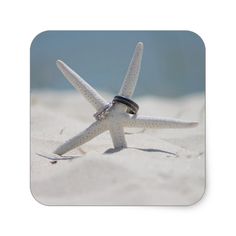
[191,121,199,127]
[56,59,65,68]
[137,42,144,48]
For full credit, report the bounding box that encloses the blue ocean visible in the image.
[30,31,205,97]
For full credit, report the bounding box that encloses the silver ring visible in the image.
[93,103,112,120]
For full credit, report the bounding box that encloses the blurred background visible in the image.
[30,31,205,97]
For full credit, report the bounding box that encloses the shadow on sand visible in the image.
[36,146,177,163]
[36,152,82,164]
[104,147,176,156]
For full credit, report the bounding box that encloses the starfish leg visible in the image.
[56,60,108,111]
[109,123,127,149]
[54,120,108,155]
[124,115,198,129]
[119,42,143,98]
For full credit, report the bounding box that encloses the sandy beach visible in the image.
[30,91,205,205]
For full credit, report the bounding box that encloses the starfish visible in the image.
[54,42,198,156]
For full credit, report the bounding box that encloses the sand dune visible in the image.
[30,91,205,205]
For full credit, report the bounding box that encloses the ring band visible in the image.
[93,103,113,120]
[113,95,139,114]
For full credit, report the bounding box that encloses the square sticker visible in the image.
[30,31,205,205]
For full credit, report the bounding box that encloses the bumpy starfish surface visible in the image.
[54,42,198,155]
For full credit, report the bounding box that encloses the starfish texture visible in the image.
[54,42,198,155]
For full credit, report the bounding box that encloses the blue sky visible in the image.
[30,31,205,97]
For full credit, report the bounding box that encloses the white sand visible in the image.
[30,91,205,205]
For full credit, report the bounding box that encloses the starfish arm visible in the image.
[109,123,127,149]
[119,42,143,98]
[123,115,198,129]
[56,60,108,111]
[54,120,108,155]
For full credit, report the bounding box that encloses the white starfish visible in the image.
[54,42,198,155]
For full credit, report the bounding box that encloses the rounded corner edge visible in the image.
[185,183,206,207]
[30,30,51,52]
[184,30,206,52]
[29,184,51,207]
